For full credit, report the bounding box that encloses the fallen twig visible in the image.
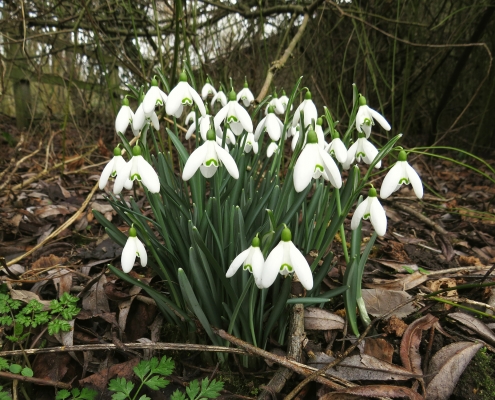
[0,370,71,389]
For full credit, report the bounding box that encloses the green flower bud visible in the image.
[122,97,130,106]
[151,77,158,86]
[229,89,236,101]
[304,90,312,100]
[179,71,187,82]
[316,117,323,126]
[267,106,275,114]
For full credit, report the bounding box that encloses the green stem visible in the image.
[429,297,495,319]
[335,188,349,263]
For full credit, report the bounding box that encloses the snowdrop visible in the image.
[292,117,325,151]
[182,130,239,180]
[292,90,317,128]
[356,95,391,138]
[279,89,292,112]
[99,146,128,190]
[265,92,285,115]
[133,95,159,135]
[242,132,258,154]
[142,77,168,115]
[351,187,387,236]
[343,134,381,170]
[113,145,161,194]
[254,106,283,141]
[211,90,227,108]
[266,142,279,158]
[260,227,313,290]
[166,71,206,118]
[226,236,264,287]
[115,97,134,135]
[293,128,342,192]
[214,89,253,136]
[380,150,423,199]
[121,226,147,273]
[325,130,348,164]
[201,78,217,100]
[237,80,254,107]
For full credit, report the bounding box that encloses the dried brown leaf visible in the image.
[362,338,394,363]
[400,314,438,375]
[365,272,427,291]
[304,307,345,331]
[79,358,140,391]
[383,316,408,337]
[82,273,110,314]
[426,342,483,400]
[321,385,424,400]
[362,289,418,318]
[449,312,495,346]
[32,254,67,270]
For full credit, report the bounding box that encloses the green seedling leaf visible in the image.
[133,359,151,381]
[21,367,33,377]
[170,391,186,400]
[402,265,415,274]
[419,267,430,275]
[9,364,22,374]
[0,358,9,371]
[199,378,224,398]
[151,356,174,376]
[55,389,71,400]
[108,377,134,399]
[138,396,151,400]
[186,379,200,400]
[79,387,98,400]
[144,376,170,390]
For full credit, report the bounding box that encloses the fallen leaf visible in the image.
[82,273,110,314]
[449,312,495,346]
[365,272,427,291]
[32,353,72,382]
[361,338,394,363]
[79,358,140,391]
[383,316,408,337]
[458,255,483,266]
[304,307,345,330]
[48,268,73,298]
[321,385,423,400]
[400,314,438,375]
[9,288,51,310]
[426,342,483,400]
[118,284,142,332]
[375,259,419,273]
[32,255,67,270]
[362,289,418,318]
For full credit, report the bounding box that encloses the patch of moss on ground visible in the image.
[452,347,495,400]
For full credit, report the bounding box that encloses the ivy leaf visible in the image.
[144,376,169,390]
[55,389,71,400]
[21,367,33,377]
[170,390,186,400]
[9,364,22,374]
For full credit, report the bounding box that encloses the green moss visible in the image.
[456,348,495,400]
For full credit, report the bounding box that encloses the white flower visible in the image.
[343,135,381,170]
[113,145,160,194]
[142,78,168,115]
[351,188,387,236]
[293,128,342,192]
[115,98,135,134]
[201,80,217,100]
[121,226,147,273]
[254,107,283,141]
[291,117,325,151]
[182,130,239,180]
[292,90,317,128]
[380,150,423,199]
[237,81,254,107]
[287,126,297,138]
[211,90,228,108]
[185,114,211,140]
[243,132,258,154]
[166,72,206,118]
[260,227,313,290]
[279,90,292,112]
[185,111,196,126]
[132,102,159,135]
[226,236,264,287]
[99,147,128,190]
[214,90,253,136]
[355,95,391,138]
[325,132,347,164]
[267,142,279,158]
[265,94,285,115]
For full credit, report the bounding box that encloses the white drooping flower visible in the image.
[355,95,391,138]
[166,71,206,118]
[237,80,254,107]
[185,114,211,140]
[292,90,317,128]
[201,78,217,100]
[182,129,239,180]
[260,227,313,290]
[99,146,128,190]
[211,90,228,108]
[325,130,348,164]
[265,92,285,115]
[121,226,147,273]
[113,145,161,194]
[267,142,279,158]
[291,117,325,151]
[132,96,160,135]
[242,132,258,154]
[226,236,264,288]
[279,89,292,112]
[214,89,253,136]
[185,111,196,126]
[254,106,283,141]
[142,78,168,115]
[293,128,342,193]
[351,187,387,236]
[115,97,135,135]
[343,134,381,170]
[380,150,423,199]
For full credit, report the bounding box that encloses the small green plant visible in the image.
[108,356,223,400]
[55,388,98,400]
[0,357,34,400]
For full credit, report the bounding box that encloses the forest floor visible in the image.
[1,113,495,400]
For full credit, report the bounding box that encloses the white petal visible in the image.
[121,237,138,273]
[113,160,132,194]
[115,106,133,134]
[215,143,239,179]
[251,248,265,288]
[132,105,145,132]
[380,162,404,199]
[265,114,281,141]
[351,199,369,230]
[185,111,195,125]
[190,87,207,116]
[291,102,303,127]
[252,141,259,154]
[331,139,348,164]
[272,98,285,114]
[150,112,160,130]
[213,104,229,128]
[362,139,380,168]
[319,148,342,188]
[355,106,368,133]
[369,108,391,131]
[254,116,266,141]
[99,157,116,190]
[226,248,250,277]
[289,243,313,290]
[229,122,244,136]
[185,122,196,140]
[124,179,133,190]
[201,83,217,100]
[166,82,186,116]
[267,142,278,158]
[294,144,317,192]
[303,100,318,127]
[260,242,284,289]
[135,238,148,266]
[405,163,423,199]
[370,197,387,236]
[200,164,217,178]
[136,156,160,193]
[234,103,253,133]
[182,142,208,180]
[143,86,162,114]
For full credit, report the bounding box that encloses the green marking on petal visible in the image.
[315,164,324,172]
[205,159,218,167]
[280,264,293,272]
[243,265,253,272]
[182,97,193,105]
[131,173,142,181]
[399,177,409,184]
[363,118,371,126]
[364,213,370,219]
[227,115,238,123]
[356,151,366,158]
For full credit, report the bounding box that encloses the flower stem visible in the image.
[335,188,349,263]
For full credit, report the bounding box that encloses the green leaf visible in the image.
[0,357,9,371]
[144,376,170,390]
[402,265,415,274]
[79,388,98,400]
[9,364,22,374]
[111,393,128,400]
[55,389,71,400]
[0,387,12,400]
[133,359,151,381]
[199,378,224,398]
[185,379,200,400]
[419,267,430,275]
[21,367,33,377]
[151,356,174,376]
[108,377,134,397]
[170,390,186,400]
[71,388,81,398]
[137,396,151,400]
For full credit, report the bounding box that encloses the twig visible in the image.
[427,265,494,276]
[392,202,449,235]
[0,371,71,389]
[0,139,43,191]
[0,342,247,357]
[256,13,310,103]
[6,182,99,267]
